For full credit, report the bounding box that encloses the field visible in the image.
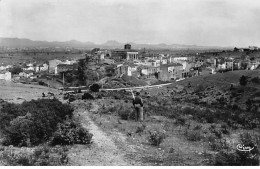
[0,81,60,103]
[0,52,85,65]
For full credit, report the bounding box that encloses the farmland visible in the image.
[0,52,85,66]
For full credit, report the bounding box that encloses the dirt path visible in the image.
[68,103,129,166]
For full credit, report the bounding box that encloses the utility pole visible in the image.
[232,60,234,71]
[63,72,64,87]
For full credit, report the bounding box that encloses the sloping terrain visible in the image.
[0,81,59,103]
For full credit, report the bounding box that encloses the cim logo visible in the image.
[236,144,254,152]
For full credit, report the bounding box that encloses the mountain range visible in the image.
[0,37,231,50]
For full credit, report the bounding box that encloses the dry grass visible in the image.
[0,81,60,104]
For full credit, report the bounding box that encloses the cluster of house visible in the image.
[16,63,49,79]
[0,64,12,81]
[48,59,78,75]
[88,44,201,81]
[234,46,259,52]
[99,44,260,81]
[0,58,78,81]
[1,44,260,83]
[213,56,260,71]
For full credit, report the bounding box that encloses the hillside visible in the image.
[173,70,260,89]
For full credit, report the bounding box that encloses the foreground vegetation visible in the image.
[88,88,259,166]
[0,98,93,166]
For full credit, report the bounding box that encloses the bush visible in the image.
[214,150,240,166]
[118,104,135,120]
[0,146,69,166]
[251,77,260,84]
[38,81,45,86]
[239,75,248,86]
[209,126,222,139]
[220,123,230,135]
[135,124,146,134]
[148,130,166,146]
[0,99,74,146]
[89,83,100,92]
[9,66,23,74]
[209,138,229,151]
[51,118,93,145]
[193,124,202,130]
[175,116,186,126]
[185,130,203,141]
[82,93,95,100]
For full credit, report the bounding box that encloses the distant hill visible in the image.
[0,37,231,50]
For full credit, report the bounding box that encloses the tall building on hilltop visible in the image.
[124,44,131,50]
[111,44,139,62]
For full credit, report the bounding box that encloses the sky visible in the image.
[0,0,260,47]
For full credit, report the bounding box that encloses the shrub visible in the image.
[185,130,203,141]
[214,150,240,166]
[118,104,135,120]
[0,99,74,146]
[82,93,95,100]
[89,83,100,92]
[251,77,260,84]
[148,130,166,146]
[209,138,229,151]
[9,66,22,74]
[195,84,205,93]
[239,75,248,86]
[175,116,186,126]
[209,127,222,139]
[0,146,69,166]
[193,124,202,130]
[51,118,93,145]
[135,124,146,134]
[220,123,230,135]
[38,81,45,86]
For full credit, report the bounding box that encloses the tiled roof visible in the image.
[167,63,183,67]
[147,59,156,62]
[23,70,34,74]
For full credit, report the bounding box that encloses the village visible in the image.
[0,44,260,90]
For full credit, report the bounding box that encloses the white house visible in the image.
[0,70,11,81]
[173,57,188,61]
[146,59,159,67]
[26,63,34,67]
[0,65,12,70]
[19,70,34,78]
[115,64,132,77]
[250,61,260,70]
[36,63,49,72]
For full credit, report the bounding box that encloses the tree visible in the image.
[240,62,248,69]
[78,59,86,85]
[89,83,100,92]
[9,66,22,74]
[239,75,248,86]
[154,72,159,79]
[250,56,255,61]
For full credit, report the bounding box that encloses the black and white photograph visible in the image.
[0,0,259,166]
